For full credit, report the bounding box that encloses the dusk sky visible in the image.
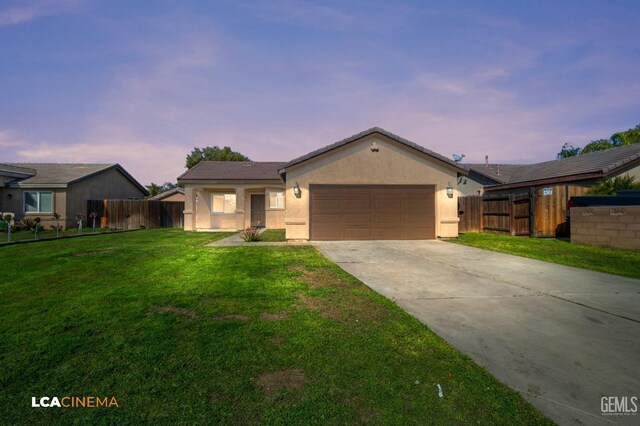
[1,0,639,185]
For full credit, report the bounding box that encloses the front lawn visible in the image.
[258,228,286,242]
[0,229,550,424]
[0,227,116,243]
[451,232,640,279]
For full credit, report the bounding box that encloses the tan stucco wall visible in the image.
[158,192,185,202]
[571,206,640,250]
[619,164,640,181]
[183,183,285,231]
[284,134,461,240]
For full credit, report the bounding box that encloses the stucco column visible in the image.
[235,187,245,230]
[183,185,197,231]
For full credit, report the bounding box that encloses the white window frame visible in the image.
[23,191,53,213]
[211,193,236,214]
[269,190,285,209]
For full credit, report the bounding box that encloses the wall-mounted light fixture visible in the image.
[446,182,454,198]
[293,181,302,198]
[370,141,379,152]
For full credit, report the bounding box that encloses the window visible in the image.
[24,191,53,213]
[269,191,285,209]
[212,194,236,213]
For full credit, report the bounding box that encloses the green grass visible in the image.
[258,229,286,242]
[451,232,640,279]
[0,229,550,425]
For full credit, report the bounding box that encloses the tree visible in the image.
[587,174,640,195]
[146,182,177,197]
[611,124,640,146]
[581,138,615,154]
[556,143,581,159]
[554,123,640,159]
[185,146,250,169]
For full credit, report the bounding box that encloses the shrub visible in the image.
[588,174,640,195]
[240,227,261,242]
[17,217,38,231]
[0,220,8,233]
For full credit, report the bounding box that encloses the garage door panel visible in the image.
[405,213,433,223]
[344,214,372,224]
[310,185,435,240]
[313,214,342,224]
[344,199,372,210]
[344,228,373,239]
[403,199,432,210]
[375,213,404,224]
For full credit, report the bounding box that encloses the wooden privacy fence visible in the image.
[458,184,591,237]
[483,194,531,236]
[87,199,184,229]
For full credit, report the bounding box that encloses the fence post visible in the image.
[479,195,484,232]
[509,194,516,236]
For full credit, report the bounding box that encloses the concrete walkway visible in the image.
[313,240,640,425]
[206,232,309,247]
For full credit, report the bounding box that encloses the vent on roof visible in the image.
[242,163,255,167]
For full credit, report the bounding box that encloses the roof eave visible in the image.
[483,171,605,191]
[279,128,468,175]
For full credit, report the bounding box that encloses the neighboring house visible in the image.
[178,127,467,240]
[457,144,640,237]
[149,187,185,202]
[0,163,148,229]
[461,143,640,195]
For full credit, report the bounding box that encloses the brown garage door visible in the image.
[310,184,435,240]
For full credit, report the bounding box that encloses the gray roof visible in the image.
[279,127,468,174]
[149,187,185,200]
[178,161,286,181]
[468,143,640,188]
[3,163,148,194]
[0,163,37,176]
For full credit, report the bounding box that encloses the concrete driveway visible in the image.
[313,240,640,425]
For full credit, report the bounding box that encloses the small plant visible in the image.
[76,213,85,235]
[240,227,261,242]
[89,211,97,233]
[1,214,12,242]
[19,217,38,231]
[34,217,41,240]
[53,212,61,237]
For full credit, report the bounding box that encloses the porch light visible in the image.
[293,182,302,198]
[446,183,454,198]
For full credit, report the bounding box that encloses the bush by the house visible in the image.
[240,227,261,242]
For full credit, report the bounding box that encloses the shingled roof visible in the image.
[469,143,640,189]
[3,163,148,194]
[278,127,468,175]
[178,161,286,181]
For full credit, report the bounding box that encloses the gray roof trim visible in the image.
[279,127,468,175]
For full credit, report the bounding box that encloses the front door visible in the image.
[251,194,266,227]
